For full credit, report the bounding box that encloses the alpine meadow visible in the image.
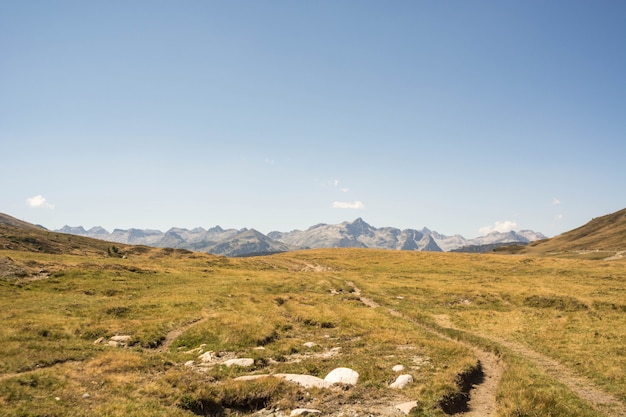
[1,210,625,417]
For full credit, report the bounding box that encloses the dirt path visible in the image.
[156,309,209,352]
[496,337,626,417]
[433,314,626,417]
[403,314,503,416]
[348,283,503,416]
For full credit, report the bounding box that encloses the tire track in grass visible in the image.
[349,282,503,416]
[433,314,626,417]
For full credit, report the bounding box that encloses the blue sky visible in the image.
[1,1,625,238]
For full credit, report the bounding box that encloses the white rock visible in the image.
[110,335,132,343]
[198,351,215,363]
[107,340,120,347]
[223,358,254,367]
[82,393,90,399]
[235,375,269,382]
[93,337,104,344]
[303,342,317,348]
[184,360,195,367]
[290,408,321,416]
[392,364,405,372]
[389,374,413,389]
[324,367,359,385]
[277,374,332,389]
[236,373,340,389]
[395,401,418,414]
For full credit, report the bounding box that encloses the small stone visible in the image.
[107,340,120,347]
[54,397,61,401]
[290,408,321,416]
[198,351,215,363]
[303,342,317,348]
[82,393,90,399]
[110,335,132,343]
[389,374,413,389]
[392,364,405,372]
[93,337,104,344]
[184,360,195,367]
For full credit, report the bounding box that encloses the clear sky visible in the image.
[1,1,625,238]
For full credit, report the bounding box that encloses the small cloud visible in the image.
[552,197,561,205]
[26,195,55,209]
[332,201,365,210]
[555,213,563,221]
[479,220,517,235]
[330,179,350,192]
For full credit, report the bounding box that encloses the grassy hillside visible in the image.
[520,208,626,256]
[1,232,625,417]
[1,213,136,257]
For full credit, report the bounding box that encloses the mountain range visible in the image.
[56,218,546,257]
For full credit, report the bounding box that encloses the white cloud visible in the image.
[479,220,517,235]
[332,201,365,210]
[340,188,350,193]
[552,197,561,205]
[26,195,55,209]
[555,213,563,221]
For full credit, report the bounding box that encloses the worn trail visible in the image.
[433,315,626,417]
[350,283,503,416]
[156,309,209,352]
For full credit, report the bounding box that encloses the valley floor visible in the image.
[1,248,625,417]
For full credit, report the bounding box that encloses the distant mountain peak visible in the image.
[346,217,373,237]
[59,225,87,235]
[50,217,546,256]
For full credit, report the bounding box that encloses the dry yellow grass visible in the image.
[1,245,624,416]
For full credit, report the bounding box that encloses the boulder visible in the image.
[392,364,405,372]
[389,374,413,389]
[277,374,331,389]
[223,358,254,367]
[236,374,332,389]
[324,367,359,385]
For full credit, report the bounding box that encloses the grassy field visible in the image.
[1,245,625,416]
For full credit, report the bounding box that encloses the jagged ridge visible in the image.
[56,218,545,256]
